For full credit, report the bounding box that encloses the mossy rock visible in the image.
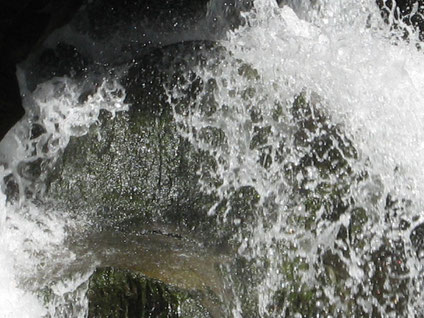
[87,267,213,318]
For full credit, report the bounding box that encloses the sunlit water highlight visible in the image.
[1,0,424,316]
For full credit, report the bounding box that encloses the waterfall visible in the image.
[1,0,424,316]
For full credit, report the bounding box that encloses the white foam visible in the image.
[0,175,47,317]
[0,76,127,316]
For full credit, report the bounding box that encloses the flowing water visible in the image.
[2,0,424,317]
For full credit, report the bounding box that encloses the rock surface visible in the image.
[87,263,221,317]
[78,227,228,317]
[44,41,234,246]
[87,267,203,318]
[72,231,228,294]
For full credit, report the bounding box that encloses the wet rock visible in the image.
[46,107,216,240]
[74,231,228,294]
[36,228,228,317]
[286,93,358,222]
[235,91,414,316]
[44,41,227,246]
[87,267,214,318]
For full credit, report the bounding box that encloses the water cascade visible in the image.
[1,0,424,317]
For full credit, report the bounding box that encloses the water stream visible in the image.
[1,0,424,316]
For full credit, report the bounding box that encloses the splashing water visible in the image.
[0,187,46,317]
[2,0,424,316]
[169,0,424,316]
[0,77,126,316]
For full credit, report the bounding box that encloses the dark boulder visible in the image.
[44,41,225,245]
[42,40,260,249]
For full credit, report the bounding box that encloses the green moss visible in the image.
[88,267,211,318]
